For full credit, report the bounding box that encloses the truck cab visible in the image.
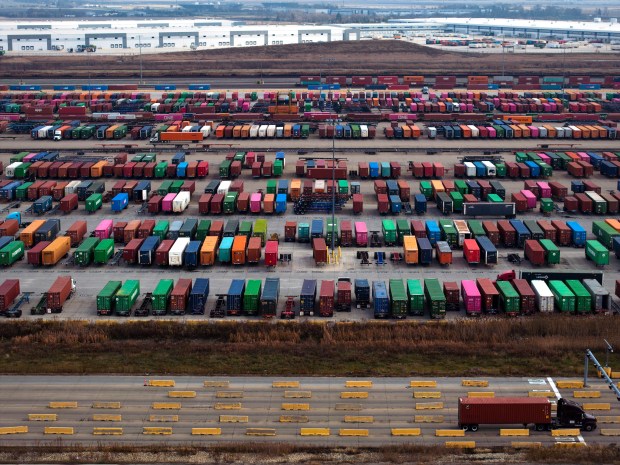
[556,398,597,431]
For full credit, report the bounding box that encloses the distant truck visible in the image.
[458,397,597,432]
[150,132,204,143]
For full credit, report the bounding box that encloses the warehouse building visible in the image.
[0,19,360,53]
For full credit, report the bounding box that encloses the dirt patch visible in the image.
[2,41,619,79]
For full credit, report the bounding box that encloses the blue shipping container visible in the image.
[311,219,324,238]
[184,240,201,268]
[138,235,161,265]
[373,281,389,318]
[300,279,317,315]
[389,195,402,214]
[414,194,427,214]
[227,279,245,314]
[112,193,129,212]
[425,220,441,245]
[418,237,433,264]
[509,220,531,248]
[177,162,188,178]
[369,162,380,178]
[566,221,586,247]
[189,278,210,314]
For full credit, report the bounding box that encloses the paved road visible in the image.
[2,140,620,320]
[0,375,617,446]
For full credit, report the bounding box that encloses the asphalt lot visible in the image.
[0,375,617,447]
[2,135,620,320]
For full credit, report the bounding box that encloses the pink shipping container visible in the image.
[529,126,539,137]
[521,190,537,209]
[537,153,549,164]
[461,280,482,316]
[577,152,590,163]
[354,221,368,247]
[536,182,551,198]
[250,193,262,213]
[162,193,176,212]
[94,220,113,240]
[487,127,496,138]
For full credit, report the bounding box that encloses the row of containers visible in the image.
[0,218,280,268]
[3,215,619,270]
[95,275,616,319]
[2,150,287,182]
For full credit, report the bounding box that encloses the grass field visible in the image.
[1,317,617,376]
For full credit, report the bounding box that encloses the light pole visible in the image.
[328,118,339,262]
[139,34,143,85]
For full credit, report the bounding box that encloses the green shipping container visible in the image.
[219,160,231,178]
[0,241,25,266]
[253,219,268,246]
[238,221,252,238]
[515,152,528,163]
[115,280,140,316]
[297,222,310,242]
[170,180,184,194]
[565,280,592,314]
[487,193,503,203]
[420,181,432,199]
[131,154,145,162]
[266,180,277,194]
[152,279,174,315]
[273,159,283,176]
[142,153,157,163]
[539,239,560,264]
[14,162,32,179]
[424,278,446,319]
[467,220,485,238]
[196,220,211,241]
[591,221,619,249]
[157,180,173,196]
[540,198,554,213]
[224,192,238,214]
[494,162,506,178]
[85,193,103,212]
[439,219,457,247]
[15,182,33,201]
[455,180,469,195]
[153,220,170,241]
[548,280,576,313]
[389,279,407,318]
[496,280,520,316]
[406,279,424,316]
[585,239,609,266]
[93,239,114,264]
[155,162,168,179]
[96,281,122,315]
[450,191,464,212]
[382,219,397,245]
[74,237,99,266]
[396,219,411,245]
[243,279,262,316]
[338,180,348,195]
[10,152,28,164]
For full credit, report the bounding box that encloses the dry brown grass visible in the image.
[2,41,619,79]
[0,317,618,376]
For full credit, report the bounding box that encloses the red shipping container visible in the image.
[155,240,175,266]
[433,162,445,178]
[147,195,163,214]
[264,240,278,267]
[411,220,426,239]
[536,220,557,242]
[510,192,528,213]
[181,181,196,195]
[453,163,465,178]
[512,279,536,315]
[463,239,480,264]
[197,161,209,177]
[60,194,78,213]
[413,162,425,178]
[397,180,410,201]
[390,162,401,178]
[66,221,87,247]
[198,194,212,214]
[170,279,192,314]
[358,162,369,179]
[137,220,155,239]
[563,196,578,212]
[443,281,460,311]
[0,279,20,311]
[336,279,352,311]
[574,193,592,213]
[476,278,499,314]
[340,220,353,247]
[582,180,601,194]
[549,181,567,200]
[377,194,389,215]
[481,221,500,245]
[284,221,297,242]
[236,192,250,212]
[352,194,363,214]
[319,280,335,317]
[123,238,144,264]
[210,194,224,214]
[524,240,545,266]
[374,180,387,195]
[52,182,69,201]
[497,220,516,247]
[27,241,50,266]
[113,222,127,243]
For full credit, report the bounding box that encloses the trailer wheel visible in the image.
[535,424,545,431]
[462,425,469,431]
[470,424,479,432]
[584,424,593,432]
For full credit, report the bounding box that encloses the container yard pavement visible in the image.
[3,139,620,320]
[0,375,618,447]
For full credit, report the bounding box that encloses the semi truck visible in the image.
[458,397,597,432]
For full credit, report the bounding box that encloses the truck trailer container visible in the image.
[96,281,122,316]
[115,280,140,316]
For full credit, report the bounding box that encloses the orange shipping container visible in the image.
[403,235,419,265]
[90,160,108,178]
[200,236,219,266]
[263,193,275,213]
[42,236,71,266]
[19,220,46,248]
[232,235,248,265]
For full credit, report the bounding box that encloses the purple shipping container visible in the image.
[461,280,481,316]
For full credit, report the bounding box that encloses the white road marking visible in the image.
[548,376,586,445]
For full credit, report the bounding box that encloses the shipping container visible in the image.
[389,279,407,319]
[531,280,554,313]
[42,236,70,266]
[0,279,20,313]
[496,280,520,316]
[406,279,424,316]
[260,277,280,317]
[565,280,592,314]
[461,280,481,316]
[46,276,74,313]
[96,281,122,316]
[93,238,114,264]
[585,239,609,267]
[424,278,446,319]
[300,279,317,316]
[548,280,576,313]
[477,278,499,314]
[115,280,140,316]
[372,280,389,318]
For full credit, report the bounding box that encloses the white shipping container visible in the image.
[482,161,497,177]
[538,126,547,138]
[314,180,325,192]
[453,220,470,247]
[38,126,53,139]
[464,162,476,177]
[64,180,81,196]
[217,180,231,195]
[5,162,22,178]
[427,126,437,139]
[585,191,605,203]
[258,125,268,138]
[169,237,190,266]
[267,125,276,138]
[249,125,259,138]
[200,125,211,138]
[172,191,190,213]
[531,280,554,313]
[151,103,161,112]
[555,127,565,138]
[360,124,369,138]
[467,125,479,138]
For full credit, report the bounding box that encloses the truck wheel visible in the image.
[470,425,479,432]
[584,424,593,432]
[535,424,545,431]
[462,425,469,431]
